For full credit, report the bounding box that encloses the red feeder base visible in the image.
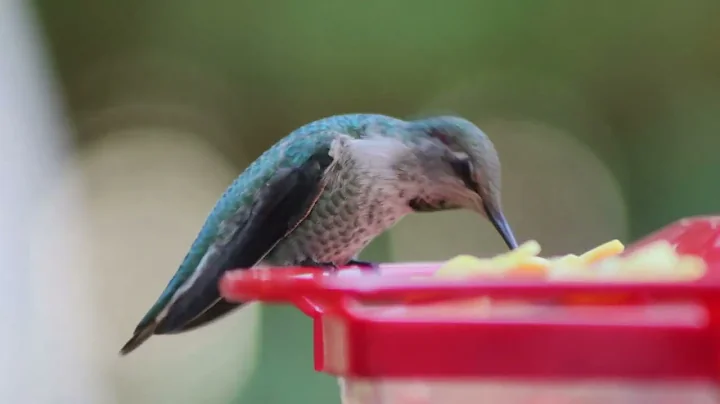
[221,216,720,403]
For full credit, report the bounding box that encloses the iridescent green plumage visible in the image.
[121,114,404,354]
[138,114,397,325]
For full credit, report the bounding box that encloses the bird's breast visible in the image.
[265,160,414,266]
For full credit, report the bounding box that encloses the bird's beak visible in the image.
[483,203,518,250]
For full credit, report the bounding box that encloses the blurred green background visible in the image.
[13,0,720,402]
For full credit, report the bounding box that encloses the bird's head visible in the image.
[405,116,518,250]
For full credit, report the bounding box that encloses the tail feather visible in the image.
[119,321,157,356]
[169,300,241,334]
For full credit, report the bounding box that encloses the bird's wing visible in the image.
[119,136,338,355]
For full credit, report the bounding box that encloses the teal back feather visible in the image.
[137,113,404,327]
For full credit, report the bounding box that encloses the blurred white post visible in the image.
[0,1,108,403]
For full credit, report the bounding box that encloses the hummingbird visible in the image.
[119,113,518,355]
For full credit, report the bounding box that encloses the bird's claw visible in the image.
[303,259,380,275]
[323,264,339,274]
[346,259,381,274]
[300,260,339,274]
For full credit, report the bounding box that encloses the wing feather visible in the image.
[119,140,335,355]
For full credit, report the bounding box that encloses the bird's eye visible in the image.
[449,157,478,191]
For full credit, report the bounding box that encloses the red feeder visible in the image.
[221,216,720,403]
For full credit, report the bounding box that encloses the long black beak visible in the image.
[483,204,518,250]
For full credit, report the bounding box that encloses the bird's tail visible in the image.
[119,321,157,356]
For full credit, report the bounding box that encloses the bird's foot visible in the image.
[346,259,381,274]
[299,259,339,274]
[300,259,380,275]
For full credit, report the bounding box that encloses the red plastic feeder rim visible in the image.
[219,216,720,380]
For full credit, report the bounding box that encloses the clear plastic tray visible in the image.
[339,378,718,404]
